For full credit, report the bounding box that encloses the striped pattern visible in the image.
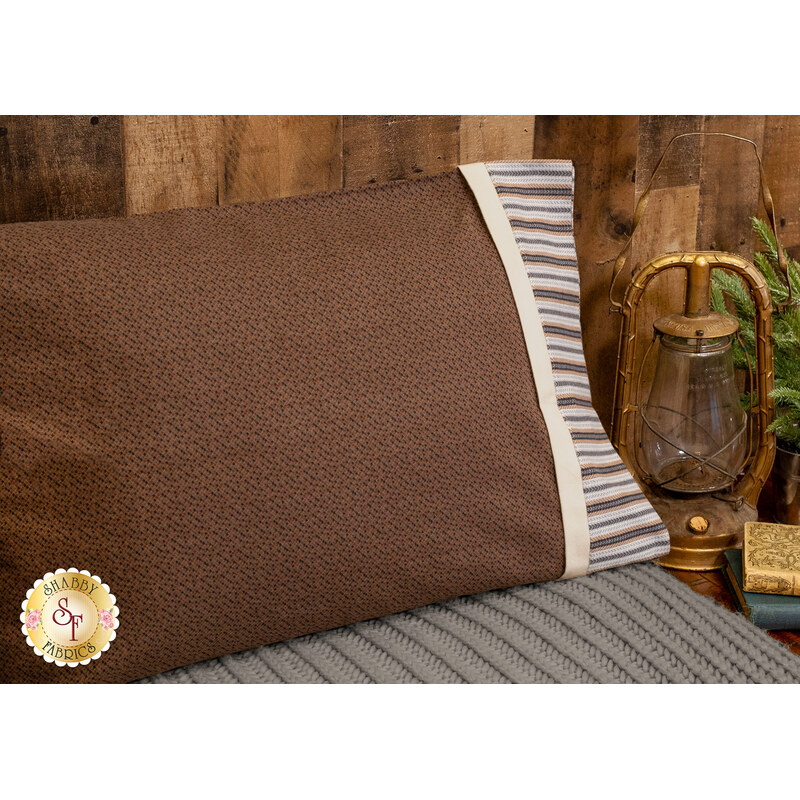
[140,562,800,683]
[485,161,670,571]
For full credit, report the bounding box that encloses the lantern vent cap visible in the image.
[653,311,739,339]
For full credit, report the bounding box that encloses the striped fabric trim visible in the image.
[484,161,670,572]
[458,163,589,579]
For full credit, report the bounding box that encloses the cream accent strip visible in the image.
[459,163,591,579]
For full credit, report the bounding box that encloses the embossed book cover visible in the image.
[743,522,800,596]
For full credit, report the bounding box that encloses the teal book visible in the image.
[724,549,800,630]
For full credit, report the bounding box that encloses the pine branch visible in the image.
[754,251,789,300]
[752,216,779,260]
[768,414,800,448]
[782,305,800,346]
[711,269,755,320]
[750,215,800,296]
[698,219,800,447]
[772,386,800,410]
[710,280,728,315]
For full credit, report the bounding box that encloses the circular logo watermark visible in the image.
[20,569,119,667]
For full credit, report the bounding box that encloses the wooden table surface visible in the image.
[663,481,800,657]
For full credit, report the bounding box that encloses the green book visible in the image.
[724,549,800,630]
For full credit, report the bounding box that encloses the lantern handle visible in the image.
[609,131,792,311]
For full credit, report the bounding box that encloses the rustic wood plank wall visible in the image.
[1,115,798,430]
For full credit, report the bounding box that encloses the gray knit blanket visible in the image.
[139,563,800,684]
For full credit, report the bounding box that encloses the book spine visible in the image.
[742,568,800,597]
[748,605,800,630]
[723,565,747,615]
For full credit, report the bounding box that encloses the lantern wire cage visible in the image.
[633,327,755,495]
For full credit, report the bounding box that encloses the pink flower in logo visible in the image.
[98,608,115,630]
[26,609,41,631]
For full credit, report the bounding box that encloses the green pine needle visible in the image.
[711,218,800,447]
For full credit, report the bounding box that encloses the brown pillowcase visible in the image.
[0,163,667,683]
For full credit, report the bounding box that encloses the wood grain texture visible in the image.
[632,185,703,394]
[123,115,218,215]
[628,119,706,403]
[636,115,704,192]
[533,115,639,431]
[0,115,124,223]
[217,115,279,204]
[274,116,342,197]
[632,185,702,258]
[696,116,766,260]
[633,115,703,259]
[218,115,342,204]
[762,115,800,260]
[459,115,535,163]
[342,115,460,186]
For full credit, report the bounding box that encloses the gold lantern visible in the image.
[609,133,788,571]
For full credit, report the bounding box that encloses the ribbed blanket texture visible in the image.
[140,563,800,684]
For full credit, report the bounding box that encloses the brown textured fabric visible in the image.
[0,170,564,683]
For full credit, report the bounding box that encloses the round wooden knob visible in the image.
[687,515,709,534]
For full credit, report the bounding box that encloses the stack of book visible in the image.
[723,521,800,630]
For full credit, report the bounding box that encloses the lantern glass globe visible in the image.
[640,333,749,494]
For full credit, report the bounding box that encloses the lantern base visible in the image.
[647,491,758,571]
